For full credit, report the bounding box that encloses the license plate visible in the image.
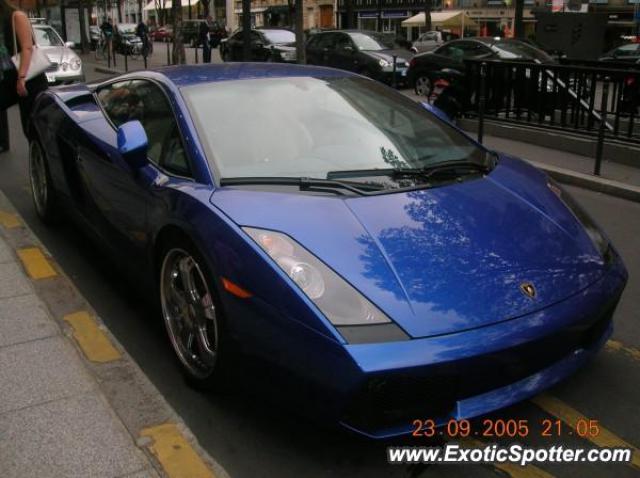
[400,69,407,77]
[46,72,56,83]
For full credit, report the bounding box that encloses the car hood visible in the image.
[40,45,80,65]
[363,49,411,65]
[210,157,607,338]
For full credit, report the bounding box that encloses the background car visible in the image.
[599,43,640,64]
[220,28,296,62]
[28,63,627,438]
[180,19,227,47]
[410,30,446,53]
[151,25,173,42]
[306,30,410,85]
[32,24,84,85]
[407,37,556,96]
[114,23,143,56]
[89,25,101,50]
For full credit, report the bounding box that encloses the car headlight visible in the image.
[244,227,392,326]
[547,179,610,260]
[70,58,81,70]
[378,58,390,68]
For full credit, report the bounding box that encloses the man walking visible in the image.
[136,19,150,57]
[199,16,212,63]
[100,17,114,59]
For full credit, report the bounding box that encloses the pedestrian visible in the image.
[0,0,49,138]
[200,16,211,63]
[100,17,114,60]
[136,19,149,58]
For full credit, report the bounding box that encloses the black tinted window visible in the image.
[97,80,191,177]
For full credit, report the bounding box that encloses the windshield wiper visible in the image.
[219,177,385,196]
[327,159,493,181]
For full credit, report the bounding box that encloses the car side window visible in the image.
[616,44,638,57]
[335,34,353,50]
[313,33,334,50]
[250,31,262,44]
[97,80,191,177]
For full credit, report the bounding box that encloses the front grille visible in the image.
[342,297,619,433]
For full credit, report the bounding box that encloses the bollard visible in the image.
[144,53,148,69]
[477,62,487,144]
[195,44,198,64]
[0,109,9,153]
[167,41,171,65]
[392,55,397,89]
[107,44,111,69]
[124,48,128,72]
[594,79,610,176]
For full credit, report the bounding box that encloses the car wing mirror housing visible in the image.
[64,41,75,48]
[117,120,149,170]
[421,101,451,122]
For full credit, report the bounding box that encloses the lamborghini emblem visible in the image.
[520,282,536,299]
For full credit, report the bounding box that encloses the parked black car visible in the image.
[220,28,297,62]
[407,37,555,96]
[306,30,411,85]
[599,43,640,64]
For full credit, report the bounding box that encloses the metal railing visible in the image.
[464,58,640,174]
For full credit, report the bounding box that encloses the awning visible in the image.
[233,7,267,14]
[401,10,479,28]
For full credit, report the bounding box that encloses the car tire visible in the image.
[414,74,432,97]
[28,138,60,225]
[158,235,229,390]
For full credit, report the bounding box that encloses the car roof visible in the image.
[155,63,355,88]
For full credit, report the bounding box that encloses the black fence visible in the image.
[464,58,640,173]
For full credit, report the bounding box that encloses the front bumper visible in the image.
[377,67,408,86]
[46,70,84,85]
[338,256,627,438]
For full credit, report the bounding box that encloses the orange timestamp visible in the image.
[411,418,601,439]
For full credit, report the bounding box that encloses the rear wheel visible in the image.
[159,238,228,389]
[29,139,59,225]
[415,75,432,97]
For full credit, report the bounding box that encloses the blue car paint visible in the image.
[32,64,628,438]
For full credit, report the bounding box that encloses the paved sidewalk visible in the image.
[0,233,157,477]
[0,191,225,478]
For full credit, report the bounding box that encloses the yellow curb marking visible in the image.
[462,438,555,478]
[140,423,215,478]
[17,247,57,279]
[63,311,121,363]
[606,340,640,362]
[0,210,21,228]
[531,394,640,469]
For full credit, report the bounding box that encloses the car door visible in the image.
[229,31,243,60]
[250,31,267,61]
[306,33,327,65]
[332,33,359,72]
[78,79,192,261]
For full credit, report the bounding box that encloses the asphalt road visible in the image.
[1,66,639,478]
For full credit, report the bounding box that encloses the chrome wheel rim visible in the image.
[160,248,218,378]
[29,141,48,217]
[415,76,432,97]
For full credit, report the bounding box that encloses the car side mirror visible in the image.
[421,102,451,122]
[342,45,353,52]
[117,120,148,170]
[64,41,75,48]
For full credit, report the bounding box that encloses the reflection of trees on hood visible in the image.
[355,187,603,323]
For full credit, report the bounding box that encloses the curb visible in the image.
[0,190,230,478]
[528,160,640,203]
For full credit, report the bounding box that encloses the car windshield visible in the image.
[34,26,64,47]
[118,24,137,34]
[261,29,295,44]
[491,40,554,63]
[350,32,394,51]
[182,77,487,185]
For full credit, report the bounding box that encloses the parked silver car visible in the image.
[410,31,444,54]
[33,24,84,85]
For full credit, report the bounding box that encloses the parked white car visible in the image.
[411,30,444,54]
[33,24,84,85]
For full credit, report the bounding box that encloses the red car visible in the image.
[151,26,173,42]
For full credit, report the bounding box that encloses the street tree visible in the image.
[295,0,304,63]
[242,0,250,60]
[172,0,186,63]
[514,0,524,38]
[424,0,432,32]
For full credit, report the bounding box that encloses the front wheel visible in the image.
[414,75,432,97]
[29,139,59,225]
[159,241,227,388]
